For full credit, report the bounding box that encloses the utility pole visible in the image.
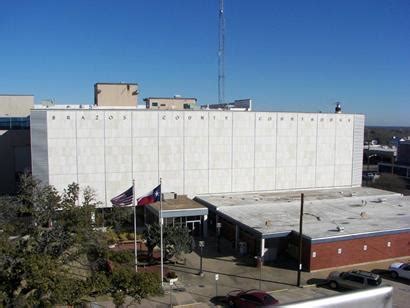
[218,0,225,105]
[297,193,304,287]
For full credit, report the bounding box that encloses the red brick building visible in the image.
[196,187,410,271]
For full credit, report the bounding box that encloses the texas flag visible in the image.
[137,184,161,206]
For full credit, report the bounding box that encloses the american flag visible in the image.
[111,186,133,207]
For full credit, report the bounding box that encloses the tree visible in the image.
[164,225,193,261]
[143,223,193,262]
[143,223,161,262]
[0,175,162,306]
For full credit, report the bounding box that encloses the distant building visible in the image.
[0,95,33,194]
[144,96,197,110]
[94,83,139,107]
[397,140,410,165]
[202,98,252,111]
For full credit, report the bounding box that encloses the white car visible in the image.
[389,262,410,280]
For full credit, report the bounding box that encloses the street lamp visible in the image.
[216,222,221,253]
[198,240,205,276]
[366,154,378,186]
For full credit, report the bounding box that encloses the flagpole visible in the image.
[159,177,164,286]
[133,179,138,273]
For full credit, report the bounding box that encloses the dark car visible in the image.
[327,270,382,290]
[227,289,279,307]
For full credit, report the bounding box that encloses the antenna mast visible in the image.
[218,0,225,104]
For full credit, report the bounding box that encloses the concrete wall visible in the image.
[31,110,364,207]
[0,95,34,117]
[94,83,138,107]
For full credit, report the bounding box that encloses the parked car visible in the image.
[389,262,410,280]
[327,270,382,290]
[226,289,279,307]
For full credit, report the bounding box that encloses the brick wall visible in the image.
[309,232,410,271]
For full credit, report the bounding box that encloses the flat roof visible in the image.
[147,195,208,218]
[31,107,362,116]
[195,187,410,242]
[144,97,197,101]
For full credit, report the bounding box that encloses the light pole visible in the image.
[216,222,221,253]
[255,256,263,290]
[198,240,205,276]
[297,193,304,287]
[367,154,378,186]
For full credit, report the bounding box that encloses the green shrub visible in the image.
[108,250,134,264]
[118,232,129,241]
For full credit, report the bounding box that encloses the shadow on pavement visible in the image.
[306,278,334,291]
[372,269,410,286]
[210,295,229,306]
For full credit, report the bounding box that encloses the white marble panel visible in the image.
[184,136,208,170]
[105,138,132,173]
[158,136,183,171]
[158,170,183,193]
[158,111,183,137]
[184,169,209,195]
[133,171,159,197]
[132,137,158,172]
[254,167,276,191]
[47,111,77,139]
[233,112,254,137]
[276,136,297,167]
[296,166,316,188]
[315,165,335,187]
[335,136,353,165]
[48,138,77,175]
[209,136,232,169]
[232,168,254,191]
[209,169,231,193]
[334,164,352,186]
[133,111,158,137]
[255,135,276,168]
[184,111,208,136]
[233,136,254,168]
[77,138,105,174]
[209,111,232,137]
[255,112,277,137]
[335,114,354,136]
[277,113,298,136]
[76,111,104,138]
[276,166,296,189]
[104,111,131,138]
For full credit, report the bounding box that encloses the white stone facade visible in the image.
[31,109,364,207]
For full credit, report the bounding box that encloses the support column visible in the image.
[215,215,219,233]
[235,225,240,252]
[203,215,208,238]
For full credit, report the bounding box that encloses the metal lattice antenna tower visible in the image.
[218,0,225,104]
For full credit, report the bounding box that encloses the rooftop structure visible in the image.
[94,83,139,107]
[144,97,197,110]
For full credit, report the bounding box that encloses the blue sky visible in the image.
[1,0,409,126]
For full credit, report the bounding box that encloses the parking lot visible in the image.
[94,235,409,307]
